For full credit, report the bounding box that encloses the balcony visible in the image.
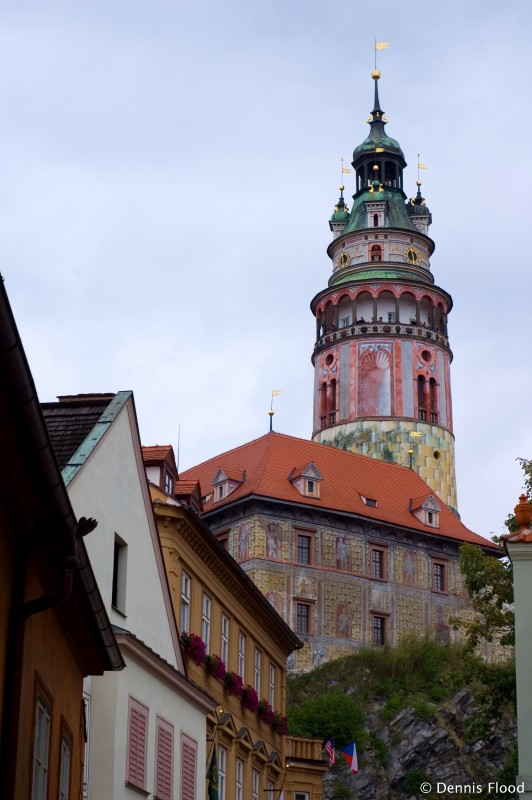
[314,322,449,353]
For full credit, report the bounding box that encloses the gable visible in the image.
[62,396,183,671]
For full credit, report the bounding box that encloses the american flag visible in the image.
[324,738,335,766]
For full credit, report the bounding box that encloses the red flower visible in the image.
[224,671,244,696]
[180,632,206,665]
[204,654,227,679]
[241,685,259,712]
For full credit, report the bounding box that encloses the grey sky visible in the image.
[2,0,531,538]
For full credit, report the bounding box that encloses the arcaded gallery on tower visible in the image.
[150,72,498,673]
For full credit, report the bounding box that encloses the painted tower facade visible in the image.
[311,72,457,513]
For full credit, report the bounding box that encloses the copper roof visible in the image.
[181,432,495,548]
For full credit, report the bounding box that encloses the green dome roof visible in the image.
[353,132,404,161]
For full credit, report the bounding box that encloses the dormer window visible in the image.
[289,463,323,499]
[411,495,441,528]
[212,467,245,503]
[361,496,377,507]
[164,471,174,495]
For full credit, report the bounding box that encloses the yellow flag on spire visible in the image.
[375,42,390,50]
[342,168,351,174]
[418,163,427,169]
[272,389,282,397]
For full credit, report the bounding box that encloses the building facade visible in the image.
[145,467,326,800]
[42,393,215,800]
[0,279,122,800]
[311,70,457,512]
[178,432,498,672]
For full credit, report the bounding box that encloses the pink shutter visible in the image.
[127,697,149,789]
[181,734,197,800]
[155,717,174,800]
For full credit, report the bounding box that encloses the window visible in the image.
[373,213,379,227]
[295,794,309,800]
[202,594,211,652]
[362,496,377,507]
[215,484,226,502]
[269,664,275,706]
[236,760,244,800]
[155,717,174,800]
[164,471,174,495]
[221,614,229,665]
[373,615,386,645]
[307,479,315,494]
[296,602,311,634]
[238,633,246,677]
[82,691,91,799]
[181,733,197,800]
[32,696,51,800]
[267,781,275,800]
[371,547,386,580]
[387,312,396,323]
[180,572,191,633]
[340,315,350,328]
[218,747,227,800]
[218,532,229,550]
[126,697,149,791]
[252,770,259,800]
[296,533,312,565]
[112,534,128,614]
[254,649,262,693]
[59,732,72,800]
[370,244,382,262]
[432,561,447,593]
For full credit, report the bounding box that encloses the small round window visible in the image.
[434,450,441,460]
[325,353,334,367]
[421,349,432,363]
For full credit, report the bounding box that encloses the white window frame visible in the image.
[252,770,259,800]
[221,614,229,665]
[218,747,227,800]
[180,572,191,633]
[254,648,261,693]
[202,594,212,652]
[236,759,244,800]
[269,664,275,706]
[238,633,246,677]
[32,697,51,800]
[59,735,72,800]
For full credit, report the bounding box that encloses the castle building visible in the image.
[149,72,498,673]
[312,70,457,513]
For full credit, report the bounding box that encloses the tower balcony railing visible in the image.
[314,322,449,352]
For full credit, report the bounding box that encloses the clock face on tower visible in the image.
[335,250,351,270]
[403,245,421,265]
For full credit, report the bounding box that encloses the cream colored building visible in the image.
[146,464,327,800]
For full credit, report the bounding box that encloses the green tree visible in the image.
[286,693,364,749]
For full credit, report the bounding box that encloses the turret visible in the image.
[310,72,458,514]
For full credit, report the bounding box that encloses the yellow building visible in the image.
[145,456,327,800]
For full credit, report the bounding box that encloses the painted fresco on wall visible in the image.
[358,343,392,416]
[402,550,417,586]
[266,521,281,559]
[336,603,352,639]
[265,590,282,613]
[237,522,251,562]
[370,586,390,612]
[336,536,351,571]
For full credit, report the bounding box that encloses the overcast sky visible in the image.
[2,0,531,539]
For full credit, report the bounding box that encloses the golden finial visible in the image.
[372,69,381,79]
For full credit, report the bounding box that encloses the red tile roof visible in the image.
[180,432,495,549]
[142,445,176,468]
[174,480,201,496]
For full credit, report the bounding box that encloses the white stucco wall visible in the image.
[66,399,179,666]
[88,653,207,800]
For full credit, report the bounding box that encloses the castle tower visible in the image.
[311,71,457,513]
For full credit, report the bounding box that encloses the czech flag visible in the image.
[341,741,358,774]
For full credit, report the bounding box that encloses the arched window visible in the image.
[373,213,379,227]
[417,376,427,421]
[429,378,438,423]
[370,245,382,262]
[329,379,337,425]
[319,382,327,428]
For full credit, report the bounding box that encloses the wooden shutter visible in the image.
[155,717,174,800]
[180,734,197,800]
[127,697,149,789]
